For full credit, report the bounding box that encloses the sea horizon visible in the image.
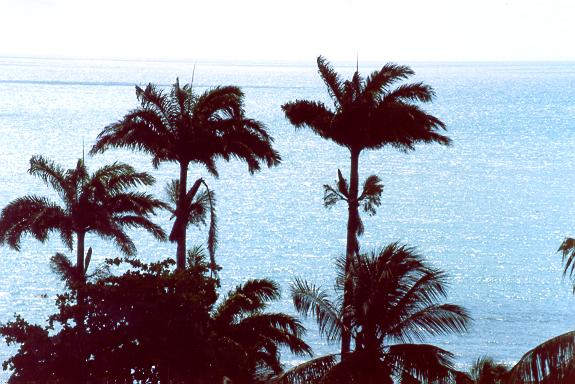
[0,57,575,378]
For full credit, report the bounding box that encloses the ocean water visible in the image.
[0,57,575,377]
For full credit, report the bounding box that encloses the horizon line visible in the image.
[2,54,575,66]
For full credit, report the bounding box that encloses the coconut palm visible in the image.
[282,56,450,355]
[212,278,312,383]
[90,79,281,270]
[0,155,166,279]
[276,243,470,383]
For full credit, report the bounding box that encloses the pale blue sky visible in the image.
[1,0,573,61]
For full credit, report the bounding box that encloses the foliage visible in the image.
[90,79,281,270]
[0,255,309,383]
[281,243,471,383]
[165,178,219,274]
[454,356,510,384]
[282,55,450,354]
[0,156,167,274]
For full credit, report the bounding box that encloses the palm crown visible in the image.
[282,56,450,153]
[212,278,311,382]
[0,155,167,274]
[283,243,470,383]
[91,79,281,269]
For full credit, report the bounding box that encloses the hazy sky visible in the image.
[1,0,573,62]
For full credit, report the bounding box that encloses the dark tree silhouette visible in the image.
[0,253,311,383]
[212,278,311,382]
[165,178,218,273]
[452,356,509,384]
[0,155,166,279]
[498,243,575,383]
[275,243,470,384]
[91,79,281,270]
[282,56,450,355]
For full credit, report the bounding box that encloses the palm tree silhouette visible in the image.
[91,79,281,270]
[212,278,311,382]
[282,56,450,355]
[276,243,470,383]
[498,242,575,383]
[0,155,166,279]
[165,178,218,272]
[453,356,509,384]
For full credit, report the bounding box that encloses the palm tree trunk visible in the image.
[77,231,85,275]
[176,162,189,270]
[75,231,87,333]
[342,148,360,357]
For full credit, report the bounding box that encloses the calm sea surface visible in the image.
[0,57,575,376]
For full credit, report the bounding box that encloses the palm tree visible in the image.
[282,56,450,355]
[459,356,509,384]
[90,79,281,270]
[504,331,575,383]
[212,278,312,383]
[276,243,470,383]
[0,155,167,279]
[498,243,575,383]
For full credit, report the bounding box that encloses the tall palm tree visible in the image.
[282,56,450,355]
[212,278,312,383]
[277,243,470,383]
[0,155,167,279]
[90,79,281,270]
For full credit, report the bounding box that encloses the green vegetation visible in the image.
[0,58,572,383]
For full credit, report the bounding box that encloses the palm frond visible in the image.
[387,304,471,343]
[364,63,414,98]
[371,103,450,151]
[282,100,334,138]
[291,277,342,342]
[28,155,72,202]
[323,169,349,209]
[50,253,83,288]
[164,178,179,208]
[215,279,280,325]
[507,331,575,384]
[236,313,312,356]
[113,215,166,242]
[0,195,69,250]
[186,244,208,269]
[200,182,218,273]
[383,82,435,104]
[468,355,509,383]
[90,162,155,193]
[358,174,383,216]
[386,343,457,384]
[559,237,575,292]
[93,224,137,256]
[271,354,339,384]
[317,56,344,108]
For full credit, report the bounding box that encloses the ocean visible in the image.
[0,57,575,377]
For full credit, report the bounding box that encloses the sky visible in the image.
[1,0,574,62]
